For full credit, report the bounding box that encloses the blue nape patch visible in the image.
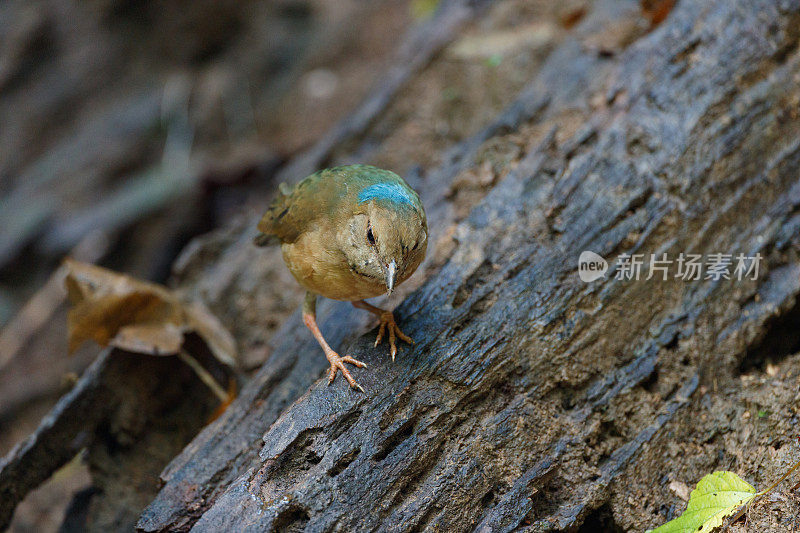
[358,182,415,206]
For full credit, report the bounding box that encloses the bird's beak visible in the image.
[385,260,396,295]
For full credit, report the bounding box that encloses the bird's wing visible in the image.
[256,168,347,244]
[256,164,419,245]
[255,181,303,244]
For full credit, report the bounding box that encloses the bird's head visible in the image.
[339,196,427,295]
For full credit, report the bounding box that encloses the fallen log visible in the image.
[135,0,800,531]
[0,348,222,531]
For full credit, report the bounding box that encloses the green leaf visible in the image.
[649,471,757,533]
[411,0,439,20]
[485,53,503,67]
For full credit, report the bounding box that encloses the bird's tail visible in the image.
[253,232,279,247]
[255,181,296,244]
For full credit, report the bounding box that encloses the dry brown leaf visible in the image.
[184,301,237,366]
[208,378,238,423]
[560,7,587,30]
[64,259,237,366]
[113,323,184,355]
[641,0,676,27]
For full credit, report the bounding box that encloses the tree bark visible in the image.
[5,0,800,531]
[0,348,222,531]
[135,1,800,531]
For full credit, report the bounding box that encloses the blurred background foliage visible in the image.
[0,0,419,293]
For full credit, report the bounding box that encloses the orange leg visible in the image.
[303,293,365,392]
[352,300,413,361]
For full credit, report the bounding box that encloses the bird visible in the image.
[255,164,428,391]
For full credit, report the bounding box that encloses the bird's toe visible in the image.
[374,311,413,360]
[326,351,365,392]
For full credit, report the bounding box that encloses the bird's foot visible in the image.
[374,311,413,361]
[326,351,367,392]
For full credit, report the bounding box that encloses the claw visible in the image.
[374,311,413,361]
[326,351,366,392]
[375,320,386,348]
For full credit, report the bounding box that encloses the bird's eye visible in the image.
[412,241,418,251]
[367,227,376,245]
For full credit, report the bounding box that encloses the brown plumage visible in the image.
[256,165,427,391]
